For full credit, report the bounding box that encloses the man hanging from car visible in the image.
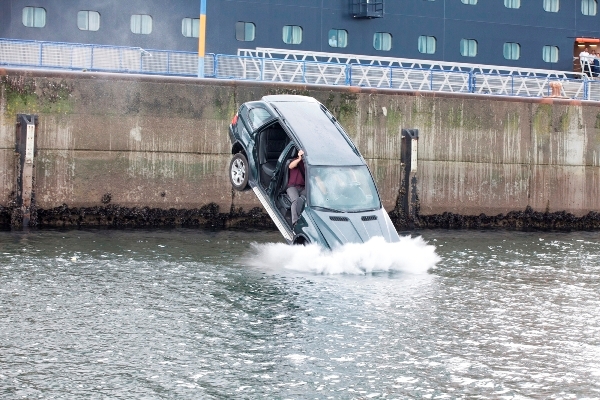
[287,148,305,226]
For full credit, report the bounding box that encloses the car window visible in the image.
[248,107,273,130]
[308,165,381,212]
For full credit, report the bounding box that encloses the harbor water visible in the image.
[1,228,600,399]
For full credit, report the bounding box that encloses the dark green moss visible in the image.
[532,104,553,135]
[413,207,600,231]
[30,202,276,229]
[1,76,74,116]
[212,89,237,120]
[265,87,311,97]
[385,104,403,135]
[444,103,484,130]
[1,75,38,116]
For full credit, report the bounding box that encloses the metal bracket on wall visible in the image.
[13,114,38,229]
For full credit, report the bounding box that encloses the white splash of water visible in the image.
[246,235,440,275]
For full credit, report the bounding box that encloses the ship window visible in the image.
[283,25,303,45]
[582,0,597,15]
[182,18,199,38]
[543,0,559,12]
[504,0,520,8]
[77,11,100,31]
[461,0,477,5]
[503,42,520,60]
[418,36,436,54]
[236,22,255,41]
[328,29,348,48]
[543,45,559,63]
[460,39,477,57]
[131,14,152,35]
[22,7,46,28]
[373,32,392,51]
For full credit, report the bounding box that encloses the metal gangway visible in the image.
[239,47,574,76]
[1,38,600,101]
[236,47,596,101]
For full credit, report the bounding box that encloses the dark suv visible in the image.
[228,95,400,248]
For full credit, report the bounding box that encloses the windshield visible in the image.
[308,165,381,212]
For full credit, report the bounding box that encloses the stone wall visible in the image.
[2,68,600,229]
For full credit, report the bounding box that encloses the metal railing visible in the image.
[239,47,580,78]
[348,64,473,92]
[472,73,587,99]
[0,38,213,76]
[1,38,597,101]
[215,55,348,85]
[224,49,596,100]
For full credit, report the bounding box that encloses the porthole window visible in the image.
[22,7,46,28]
[77,11,100,31]
[373,32,392,51]
[504,0,520,8]
[503,42,520,60]
[544,0,559,12]
[461,0,477,5]
[131,14,152,35]
[460,39,477,57]
[236,22,256,41]
[543,45,559,63]
[283,25,302,45]
[328,29,348,48]
[182,18,199,38]
[582,0,597,15]
[418,36,436,54]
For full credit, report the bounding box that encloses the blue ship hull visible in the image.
[1,0,597,71]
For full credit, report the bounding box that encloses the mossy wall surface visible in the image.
[2,68,600,228]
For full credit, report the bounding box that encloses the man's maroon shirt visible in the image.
[288,159,305,188]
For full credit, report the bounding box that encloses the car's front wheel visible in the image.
[230,153,249,191]
[293,236,310,246]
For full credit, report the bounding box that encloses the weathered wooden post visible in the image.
[13,114,37,228]
[400,128,419,228]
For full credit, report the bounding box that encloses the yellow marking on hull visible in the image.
[198,15,207,57]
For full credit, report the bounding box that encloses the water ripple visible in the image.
[1,229,599,398]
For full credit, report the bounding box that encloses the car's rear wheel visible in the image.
[230,153,249,191]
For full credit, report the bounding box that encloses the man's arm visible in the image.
[289,150,304,169]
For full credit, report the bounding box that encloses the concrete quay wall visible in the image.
[2,68,600,229]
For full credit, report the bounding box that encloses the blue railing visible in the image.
[0,38,595,101]
[0,38,214,77]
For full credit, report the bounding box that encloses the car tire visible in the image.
[230,153,249,191]
[293,236,309,246]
